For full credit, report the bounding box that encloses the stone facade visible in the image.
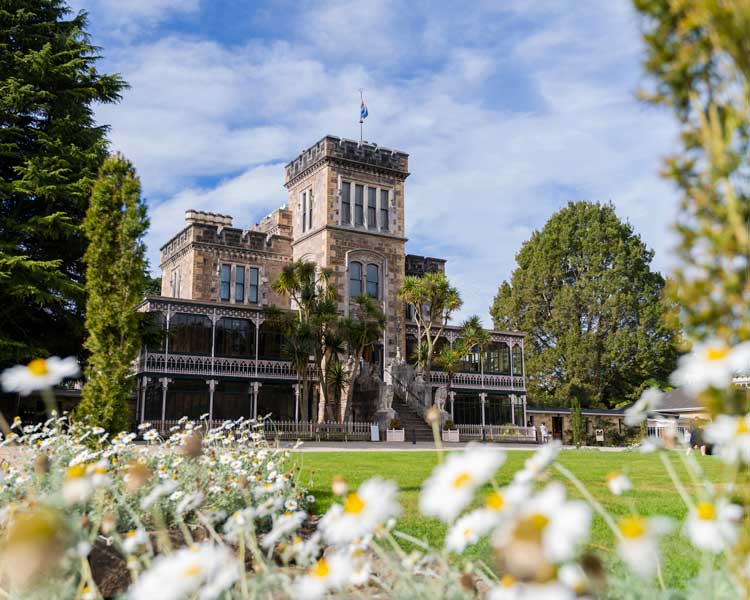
[284,135,409,361]
[160,209,293,309]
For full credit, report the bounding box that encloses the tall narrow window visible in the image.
[512,345,523,376]
[248,267,259,304]
[367,187,377,229]
[220,264,231,301]
[308,191,313,230]
[380,189,389,231]
[235,266,245,302]
[349,262,362,298]
[366,263,379,298]
[354,184,364,226]
[341,182,351,224]
[301,191,307,233]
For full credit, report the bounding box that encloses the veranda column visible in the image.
[139,376,150,423]
[207,379,218,421]
[522,395,528,426]
[448,391,456,420]
[251,381,262,420]
[479,392,487,428]
[510,394,516,425]
[210,309,218,377]
[293,384,300,423]
[159,377,172,423]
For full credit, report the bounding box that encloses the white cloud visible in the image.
[69,0,199,38]
[88,0,680,324]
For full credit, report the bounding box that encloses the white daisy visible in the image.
[670,341,750,393]
[488,575,575,600]
[493,482,591,565]
[122,529,149,554]
[704,413,750,465]
[625,387,664,426]
[291,552,353,600]
[319,477,400,544]
[513,441,561,484]
[62,464,94,505]
[606,471,633,496]
[445,485,528,553]
[419,445,506,522]
[261,511,307,549]
[1,357,80,395]
[127,544,240,600]
[616,515,673,577]
[685,499,743,553]
[141,480,179,509]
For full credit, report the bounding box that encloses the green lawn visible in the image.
[292,449,727,589]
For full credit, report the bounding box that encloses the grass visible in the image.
[292,448,728,590]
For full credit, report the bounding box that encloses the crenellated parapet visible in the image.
[284,135,409,187]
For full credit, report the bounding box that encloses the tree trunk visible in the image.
[341,355,361,423]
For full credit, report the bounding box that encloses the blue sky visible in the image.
[70,0,679,323]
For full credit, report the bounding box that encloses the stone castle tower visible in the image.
[284,135,409,362]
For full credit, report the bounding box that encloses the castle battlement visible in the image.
[284,135,409,186]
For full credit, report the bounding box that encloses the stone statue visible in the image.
[380,384,394,412]
[434,386,448,413]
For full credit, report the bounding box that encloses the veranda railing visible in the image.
[457,424,537,443]
[151,419,376,442]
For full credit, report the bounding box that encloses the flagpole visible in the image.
[359,88,364,145]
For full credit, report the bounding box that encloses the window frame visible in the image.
[366,263,379,298]
[380,189,389,231]
[341,181,351,225]
[234,266,245,303]
[248,266,260,304]
[349,261,363,298]
[219,264,231,301]
[367,187,377,230]
[354,184,364,226]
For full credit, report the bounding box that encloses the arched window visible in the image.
[485,342,511,375]
[366,263,379,298]
[512,345,523,376]
[349,262,363,298]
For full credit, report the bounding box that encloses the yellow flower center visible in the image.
[183,564,202,577]
[618,515,646,539]
[737,419,749,435]
[344,492,365,514]
[126,530,136,538]
[606,471,620,481]
[27,358,49,376]
[486,491,504,511]
[463,527,473,539]
[452,472,472,488]
[696,501,716,521]
[706,347,730,361]
[500,574,516,588]
[513,513,549,542]
[65,464,87,480]
[311,559,330,579]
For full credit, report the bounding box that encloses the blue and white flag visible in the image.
[360,94,368,121]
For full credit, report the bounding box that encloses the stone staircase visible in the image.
[392,398,435,442]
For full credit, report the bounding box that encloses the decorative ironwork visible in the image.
[138,352,319,381]
[428,370,525,391]
[404,323,523,347]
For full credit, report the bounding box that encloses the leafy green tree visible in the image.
[460,315,491,386]
[75,155,148,432]
[399,272,462,381]
[0,0,126,366]
[633,1,750,345]
[492,201,680,409]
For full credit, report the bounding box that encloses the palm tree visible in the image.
[399,272,462,382]
[436,340,468,412]
[338,295,386,422]
[460,315,491,389]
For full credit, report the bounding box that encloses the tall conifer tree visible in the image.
[75,155,148,431]
[0,1,125,366]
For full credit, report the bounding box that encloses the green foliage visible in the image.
[633,0,750,345]
[491,201,681,408]
[435,341,467,391]
[570,398,582,448]
[399,272,462,377]
[0,0,126,366]
[74,155,148,432]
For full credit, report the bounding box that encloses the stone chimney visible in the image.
[185,210,233,228]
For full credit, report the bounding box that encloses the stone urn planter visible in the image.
[441,428,460,443]
[386,428,405,442]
